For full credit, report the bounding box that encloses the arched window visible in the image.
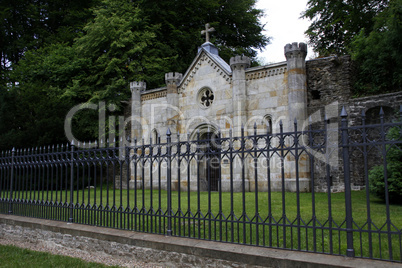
[151,129,159,144]
[264,115,273,134]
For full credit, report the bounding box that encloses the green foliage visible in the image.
[301,0,388,56]
[0,44,79,150]
[350,0,402,95]
[369,127,402,204]
[138,0,269,71]
[0,0,99,88]
[69,0,171,100]
[0,0,269,149]
[302,0,401,96]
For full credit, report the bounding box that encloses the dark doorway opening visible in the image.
[202,132,221,191]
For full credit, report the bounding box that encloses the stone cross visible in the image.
[201,23,215,43]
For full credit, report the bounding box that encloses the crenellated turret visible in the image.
[230,56,251,73]
[285,42,307,70]
[130,81,146,92]
[284,42,308,130]
[165,72,182,133]
[130,81,146,140]
[284,42,310,192]
[165,72,182,93]
[230,55,250,136]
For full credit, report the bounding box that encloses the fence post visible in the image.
[340,107,354,257]
[166,128,172,236]
[8,148,15,214]
[69,141,75,223]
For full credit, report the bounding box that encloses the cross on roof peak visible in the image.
[201,23,215,43]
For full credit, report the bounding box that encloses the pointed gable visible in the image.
[178,42,232,93]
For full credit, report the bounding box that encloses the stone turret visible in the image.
[230,56,250,135]
[230,56,251,76]
[284,42,308,130]
[130,81,146,139]
[284,42,310,193]
[165,72,182,94]
[165,72,182,133]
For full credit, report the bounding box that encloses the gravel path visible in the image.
[0,237,164,267]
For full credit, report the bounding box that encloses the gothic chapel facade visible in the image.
[127,31,313,193]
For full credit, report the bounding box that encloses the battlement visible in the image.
[130,81,146,92]
[230,55,251,71]
[284,42,307,59]
[165,72,183,86]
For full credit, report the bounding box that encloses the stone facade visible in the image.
[123,40,401,193]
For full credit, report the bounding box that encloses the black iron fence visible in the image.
[1,107,402,262]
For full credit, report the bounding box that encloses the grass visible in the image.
[0,244,118,268]
[2,188,402,262]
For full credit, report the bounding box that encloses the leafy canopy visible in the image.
[301,0,388,56]
[0,0,269,150]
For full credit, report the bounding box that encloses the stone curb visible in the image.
[0,214,400,268]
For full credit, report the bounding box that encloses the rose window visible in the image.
[198,88,214,108]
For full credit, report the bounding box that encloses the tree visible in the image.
[139,0,269,73]
[0,44,81,150]
[0,0,98,91]
[301,0,389,55]
[350,0,402,95]
[65,0,172,103]
[1,0,269,149]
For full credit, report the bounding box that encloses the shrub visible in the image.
[369,127,402,204]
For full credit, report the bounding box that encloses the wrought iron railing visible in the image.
[0,107,401,262]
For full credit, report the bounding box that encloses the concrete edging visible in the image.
[0,214,399,268]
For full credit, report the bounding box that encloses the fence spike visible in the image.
[340,106,348,117]
[379,107,384,116]
[279,119,283,126]
[166,128,171,136]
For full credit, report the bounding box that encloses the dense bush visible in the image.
[369,127,402,204]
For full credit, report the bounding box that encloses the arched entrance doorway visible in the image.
[190,124,221,191]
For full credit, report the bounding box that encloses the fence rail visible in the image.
[1,107,402,262]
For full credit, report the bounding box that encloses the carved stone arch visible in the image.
[189,123,220,141]
[365,106,394,125]
[190,123,221,191]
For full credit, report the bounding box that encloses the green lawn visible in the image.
[4,189,402,262]
[0,244,118,268]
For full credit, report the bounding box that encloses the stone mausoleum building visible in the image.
[125,28,402,193]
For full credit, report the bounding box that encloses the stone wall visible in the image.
[0,223,251,267]
[306,55,402,192]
